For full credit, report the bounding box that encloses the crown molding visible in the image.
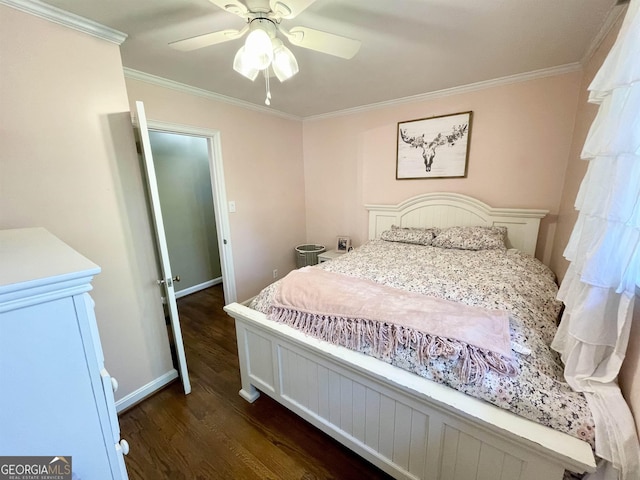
[580,3,627,65]
[126,63,581,122]
[0,0,127,44]
[304,63,583,122]
[3,0,617,121]
[124,68,302,122]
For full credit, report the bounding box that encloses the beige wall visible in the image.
[124,79,306,301]
[0,5,174,400]
[303,72,582,264]
[0,3,305,406]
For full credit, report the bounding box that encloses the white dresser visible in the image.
[0,228,129,480]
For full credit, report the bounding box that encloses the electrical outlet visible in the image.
[273,269,278,279]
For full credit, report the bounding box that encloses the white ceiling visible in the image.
[40,0,618,118]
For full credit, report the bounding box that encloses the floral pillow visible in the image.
[380,225,437,246]
[432,226,507,250]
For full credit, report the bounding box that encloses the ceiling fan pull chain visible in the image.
[264,69,271,106]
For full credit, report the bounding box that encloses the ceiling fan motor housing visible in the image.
[249,17,277,38]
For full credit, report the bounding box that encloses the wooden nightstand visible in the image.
[318,249,343,263]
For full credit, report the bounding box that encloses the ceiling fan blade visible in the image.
[270,0,316,19]
[283,26,361,59]
[169,27,247,52]
[208,0,249,17]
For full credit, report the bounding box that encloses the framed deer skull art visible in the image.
[396,111,472,179]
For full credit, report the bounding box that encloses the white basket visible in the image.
[295,244,326,268]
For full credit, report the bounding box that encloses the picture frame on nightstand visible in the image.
[336,236,351,253]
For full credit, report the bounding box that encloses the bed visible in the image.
[223,192,597,480]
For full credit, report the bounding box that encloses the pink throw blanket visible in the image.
[269,267,517,383]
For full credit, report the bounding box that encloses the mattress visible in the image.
[249,239,595,447]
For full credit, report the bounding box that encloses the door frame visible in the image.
[145,120,237,304]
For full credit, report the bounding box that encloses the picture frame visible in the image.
[396,111,473,180]
[336,235,351,253]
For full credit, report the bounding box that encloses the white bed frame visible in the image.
[223,192,596,480]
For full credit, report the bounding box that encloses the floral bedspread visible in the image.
[249,240,595,447]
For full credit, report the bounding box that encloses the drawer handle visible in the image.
[110,377,119,393]
[119,439,130,455]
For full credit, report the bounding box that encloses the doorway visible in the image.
[145,119,237,306]
[136,106,237,394]
[149,131,222,299]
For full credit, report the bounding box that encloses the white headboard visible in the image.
[365,192,548,256]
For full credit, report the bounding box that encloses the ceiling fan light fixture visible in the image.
[243,20,274,70]
[233,46,260,80]
[171,1,363,107]
[271,38,298,82]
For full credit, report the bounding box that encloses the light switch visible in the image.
[228,201,236,213]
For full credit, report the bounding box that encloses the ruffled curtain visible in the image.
[552,1,640,478]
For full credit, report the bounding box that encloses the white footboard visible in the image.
[225,302,595,480]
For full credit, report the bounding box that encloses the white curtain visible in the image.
[552,1,640,478]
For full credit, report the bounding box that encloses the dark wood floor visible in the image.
[119,285,392,480]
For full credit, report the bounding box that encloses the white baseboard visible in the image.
[175,277,222,299]
[115,369,179,413]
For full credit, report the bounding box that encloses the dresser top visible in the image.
[0,228,100,291]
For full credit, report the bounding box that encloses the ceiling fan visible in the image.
[169,0,362,105]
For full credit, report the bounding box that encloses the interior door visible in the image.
[136,100,191,395]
